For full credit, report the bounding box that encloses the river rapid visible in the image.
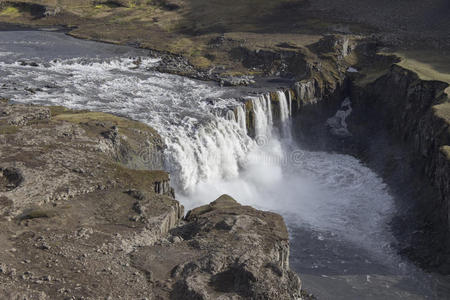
[0,30,447,299]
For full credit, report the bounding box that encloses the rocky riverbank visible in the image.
[0,100,303,299]
[0,0,449,296]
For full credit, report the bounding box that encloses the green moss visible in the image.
[244,99,254,129]
[270,92,279,102]
[288,89,296,101]
[48,106,82,117]
[190,56,212,70]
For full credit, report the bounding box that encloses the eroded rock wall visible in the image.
[351,65,450,227]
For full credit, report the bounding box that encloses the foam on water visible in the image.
[0,31,440,299]
[0,46,394,251]
[0,52,394,247]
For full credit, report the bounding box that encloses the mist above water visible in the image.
[0,31,441,299]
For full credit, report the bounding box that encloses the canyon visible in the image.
[0,0,449,299]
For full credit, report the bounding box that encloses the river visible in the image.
[0,30,447,299]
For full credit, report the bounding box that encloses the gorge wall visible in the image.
[277,46,450,272]
[349,65,450,271]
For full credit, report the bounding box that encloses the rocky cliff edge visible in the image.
[0,99,302,299]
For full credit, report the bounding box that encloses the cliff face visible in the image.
[275,40,450,272]
[351,65,450,228]
[0,100,302,299]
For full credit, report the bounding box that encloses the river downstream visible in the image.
[0,30,447,299]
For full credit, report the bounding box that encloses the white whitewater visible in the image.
[278,91,290,122]
[251,95,272,139]
[277,90,292,139]
[287,90,292,116]
[236,105,247,135]
[0,53,394,251]
[0,31,440,299]
[0,49,394,251]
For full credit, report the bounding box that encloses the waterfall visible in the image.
[226,109,236,122]
[277,91,291,138]
[287,90,292,116]
[251,95,272,139]
[0,31,437,298]
[295,80,316,103]
[0,36,302,195]
[265,94,273,127]
[277,91,289,122]
[164,118,253,192]
[236,105,247,135]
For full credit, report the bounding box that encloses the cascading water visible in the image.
[251,95,272,138]
[264,94,274,127]
[0,30,442,300]
[235,105,247,135]
[277,90,292,139]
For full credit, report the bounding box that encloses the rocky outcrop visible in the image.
[351,65,450,228]
[338,64,450,272]
[230,46,309,79]
[0,101,303,299]
[134,194,302,300]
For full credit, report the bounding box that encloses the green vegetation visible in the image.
[54,111,154,132]
[0,6,20,17]
[0,0,322,76]
[48,105,81,116]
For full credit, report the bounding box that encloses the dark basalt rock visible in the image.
[0,167,23,192]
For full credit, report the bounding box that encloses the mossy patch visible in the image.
[190,56,211,70]
[0,6,20,17]
[48,105,82,117]
[53,111,154,133]
[270,92,279,102]
[168,37,205,56]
